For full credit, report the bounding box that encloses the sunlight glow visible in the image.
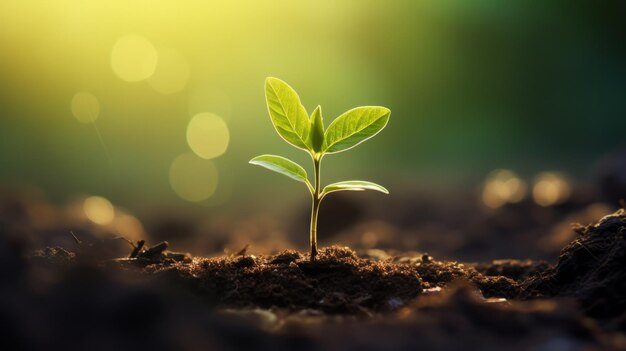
[169,153,219,202]
[482,170,527,209]
[110,35,158,82]
[83,196,115,225]
[186,113,230,159]
[532,172,571,207]
[147,47,190,94]
[71,92,100,123]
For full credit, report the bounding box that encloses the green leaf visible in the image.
[265,77,311,151]
[322,106,390,154]
[249,155,312,188]
[322,180,389,196]
[309,105,324,153]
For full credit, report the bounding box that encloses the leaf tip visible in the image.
[265,76,284,87]
[249,155,264,164]
[264,77,278,90]
[372,106,391,119]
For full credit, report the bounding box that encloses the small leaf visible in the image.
[265,77,311,151]
[309,105,324,153]
[322,180,389,196]
[322,106,390,154]
[249,154,310,185]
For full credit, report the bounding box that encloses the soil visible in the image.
[522,209,626,331]
[121,245,529,315]
[3,186,626,350]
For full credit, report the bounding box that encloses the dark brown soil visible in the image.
[475,259,551,281]
[522,209,626,331]
[14,241,624,351]
[126,245,532,314]
[4,183,626,350]
[290,283,613,351]
[166,246,423,314]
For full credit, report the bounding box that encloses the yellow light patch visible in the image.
[533,172,571,207]
[482,170,527,209]
[110,34,158,82]
[186,113,230,159]
[83,196,115,225]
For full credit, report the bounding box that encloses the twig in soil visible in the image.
[69,231,82,246]
[235,244,250,256]
[129,240,145,258]
[143,241,168,258]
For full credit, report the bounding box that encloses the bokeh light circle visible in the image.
[110,35,158,82]
[169,153,219,202]
[481,169,527,209]
[532,172,571,207]
[83,196,115,225]
[186,113,230,159]
[71,92,100,123]
[147,47,190,94]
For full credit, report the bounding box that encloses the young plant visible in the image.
[250,77,390,259]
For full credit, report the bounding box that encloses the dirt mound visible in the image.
[137,246,526,313]
[523,209,626,330]
[153,246,424,314]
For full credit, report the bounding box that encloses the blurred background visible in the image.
[1,0,625,260]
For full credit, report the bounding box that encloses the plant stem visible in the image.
[310,155,321,260]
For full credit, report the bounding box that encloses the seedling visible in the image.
[250,77,390,259]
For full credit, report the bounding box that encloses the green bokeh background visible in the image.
[1,0,625,215]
